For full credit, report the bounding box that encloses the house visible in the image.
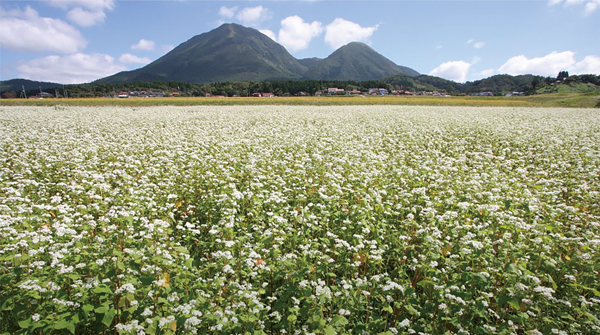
[314,91,323,96]
[251,93,262,97]
[327,88,345,95]
[347,90,362,95]
[118,91,129,98]
[262,92,275,97]
[368,88,389,95]
[171,92,181,97]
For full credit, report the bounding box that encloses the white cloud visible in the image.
[435,45,443,49]
[0,6,86,53]
[47,0,114,11]
[467,39,485,49]
[47,0,114,26]
[498,51,600,76]
[119,53,152,65]
[131,39,155,51]
[16,53,126,84]
[574,55,600,74]
[324,18,378,49]
[548,0,600,14]
[66,7,106,27]
[259,29,277,41]
[429,61,472,83]
[219,6,238,18]
[277,16,322,53]
[236,6,271,26]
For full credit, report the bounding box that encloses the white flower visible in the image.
[398,318,410,327]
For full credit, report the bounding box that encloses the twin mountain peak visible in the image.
[98,23,419,84]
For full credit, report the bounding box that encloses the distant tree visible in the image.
[1,91,17,99]
[557,71,569,81]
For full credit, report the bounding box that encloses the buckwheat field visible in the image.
[1,106,599,335]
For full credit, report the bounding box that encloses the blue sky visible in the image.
[1,0,599,84]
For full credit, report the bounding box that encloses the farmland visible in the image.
[1,92,599,109]
[1,106,599,334]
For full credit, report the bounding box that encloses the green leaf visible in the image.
[94,304,109,314]
[1,299,13,311]
[101,307,115,327]
[55,320,75,334]
[287,314,297,322]
[507,298,520,311]
[93,285,112,294]
[506,263,521,275]
[18,318,32,329]
[140,277,155,286]
[324,325,337,335]
[331,315,348,326]
[383,305,393,313]
[405,304,420,316]
[82,304,94,314]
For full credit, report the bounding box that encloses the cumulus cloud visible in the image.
[497,51,600,76]
[236,6,271,26]
[259,29,277,41]
[47,0,114,11]
[219,6,238,18]
[277,16,322,53]
[549,0,600,15]
[48,0,114,26]
[119,53,152,65]
[0,6,86,53]
[131,39,156,51]
[574,55,600,74]
[498,51,575,76]
[324,18,378,49]
[16,53,126,84]
[66,7,106,27]
[429,61,472,83]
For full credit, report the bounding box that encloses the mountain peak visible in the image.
[96,23,418,84]
[303,41,419,81]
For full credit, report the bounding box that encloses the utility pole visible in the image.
[20,85,27,99]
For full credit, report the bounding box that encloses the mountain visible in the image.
[297,57,323,69]
[98,23,307,84]
[0,78,62,93]
[303,42,419,81]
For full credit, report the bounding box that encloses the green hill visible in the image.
[1,79,62,94]
[303,42,419,81]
